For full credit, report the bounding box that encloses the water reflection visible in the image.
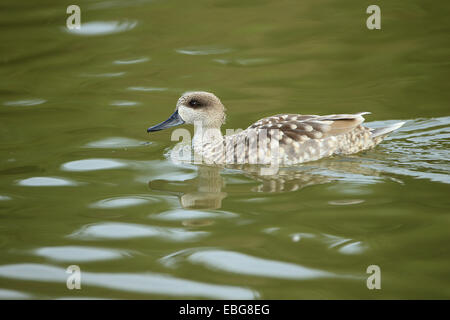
[337,242,365,255]
[328,199,365,206]
[160,248,351,280]
[0,289,30,299]
[110,100,140,107]
[17,177,78,187]
[149,165,227,209]
[213,58,273,66]
[272,230,367,255]
[3,99,46,107]
[84,137,144,149]
[176,46,232,55]
[323,234,366,255]
[113,57,150,65]
[148,161,386,210]
[127,87,168,92]
[65,21,137,36]
[150,209,237,221]
[61,159,126,172]
[0,263,257,299]
[90,196,158,209]
[69,222,208,241]
[81,72,126,78]
[34,246,130,262]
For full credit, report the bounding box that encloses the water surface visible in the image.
[0,0,449,299]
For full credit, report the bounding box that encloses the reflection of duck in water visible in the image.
[147,91,405,166]
[148,158,387,210]
[149,165,227,210]
[149,165,329,209]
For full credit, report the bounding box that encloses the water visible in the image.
[0,0,449,299]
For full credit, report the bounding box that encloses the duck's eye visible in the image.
[189,99,201,107]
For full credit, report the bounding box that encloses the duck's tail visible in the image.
[370,121,406,138]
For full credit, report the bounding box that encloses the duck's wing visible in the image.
[248,112,371,142]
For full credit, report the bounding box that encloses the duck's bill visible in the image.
[147,110,185,132]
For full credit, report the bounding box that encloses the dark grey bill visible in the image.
[147,110,185,132]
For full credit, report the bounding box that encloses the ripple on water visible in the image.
[213,58,272,66]
[90,196,158,209]
[34,246,130,262]
[0,195,12,201]
[66,20,137,36]
[84,137,145,148]
[70,222,208,241]
[61,159,126,172]
[150,209,237,221]
[114,57,150,65]
[289,232,315,242]
[338,242,366,255]
[0,264,256,299]
[324,234,367,255]
[127,87,167,92]
[176,46,232,55]
[110,100,140,107]
[328,199,365,206]
[81,72,125,78]
[161,249,338,280]
[3,99,46,107]
[363,117,450,184]
[0,289,31,299]
[271,230,366,256]
[17,177,77,187]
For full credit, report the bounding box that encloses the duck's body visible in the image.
[148,92,405,166]
[195,112,404,166]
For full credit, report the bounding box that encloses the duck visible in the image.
[147,91,405,166]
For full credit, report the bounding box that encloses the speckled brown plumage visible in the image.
[197,112,398,166]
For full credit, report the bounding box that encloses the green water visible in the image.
[0,0,449,299]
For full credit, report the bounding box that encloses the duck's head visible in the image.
[147,91,226,132]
